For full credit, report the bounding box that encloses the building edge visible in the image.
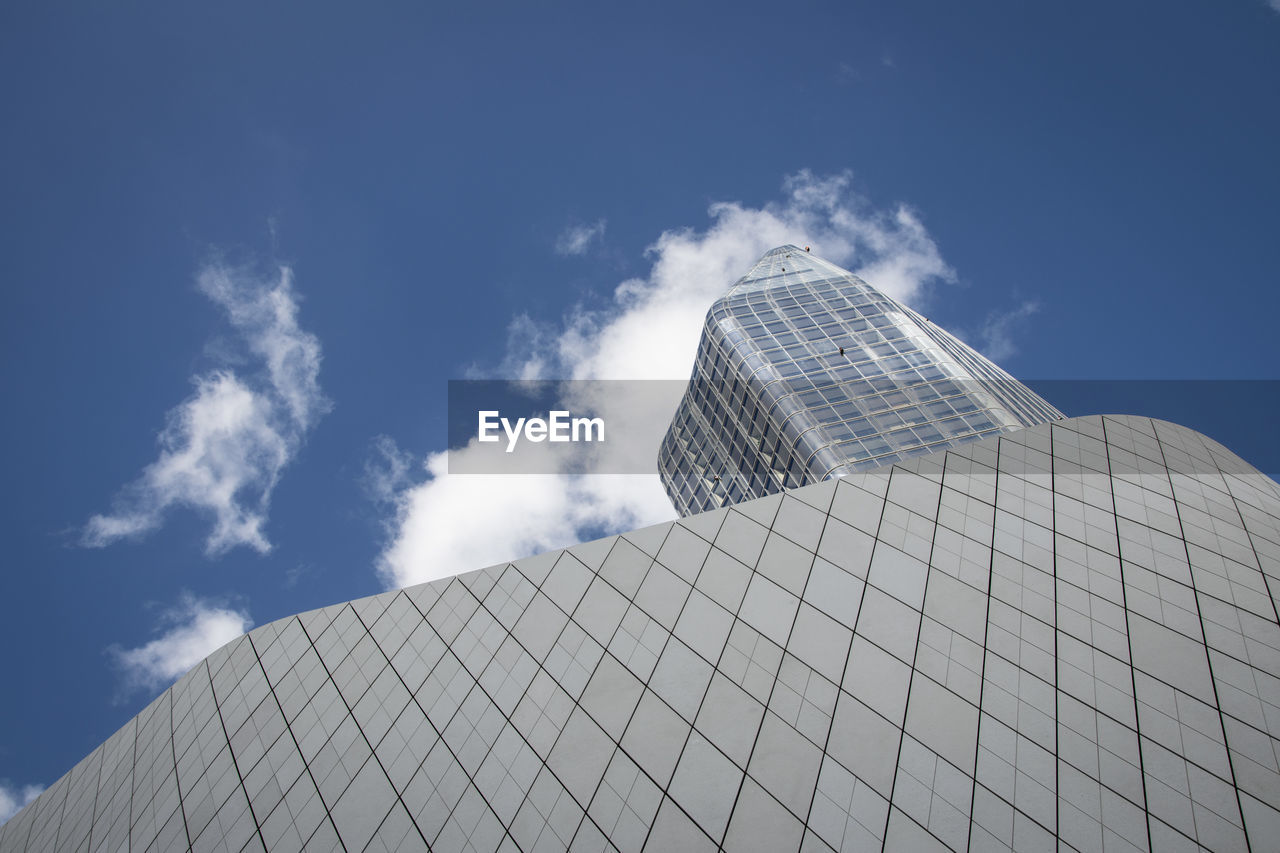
[4,415,1280,852]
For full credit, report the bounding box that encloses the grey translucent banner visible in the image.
[446,379,1280,476]
[447,380,686,475]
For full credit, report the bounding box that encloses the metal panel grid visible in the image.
[4,416,1280,852]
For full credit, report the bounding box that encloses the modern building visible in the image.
[659,246,1063,516]
[4,257,1280,853]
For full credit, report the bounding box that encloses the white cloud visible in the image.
[363,435,416,507]
[1271,0,1280,14]
[555,220,607,256]
[83,263,329,556]
[109,593,253,693]
[376,171,955,589]
[0,781,43,827]
[979,300,1040,362]
[375,446,672,586]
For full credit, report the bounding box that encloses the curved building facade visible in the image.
[658,246,1062,516]
[5,416,1280,852]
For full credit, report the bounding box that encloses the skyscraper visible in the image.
[5,256,1279,853]
[659,246,1062,516]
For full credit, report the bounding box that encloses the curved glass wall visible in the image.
[658,245,1062,516]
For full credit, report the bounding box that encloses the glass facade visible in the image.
[659,245,1063,516]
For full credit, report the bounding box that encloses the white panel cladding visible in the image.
[4,416,1280,852]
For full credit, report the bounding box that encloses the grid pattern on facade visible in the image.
[658,245,1062,516]
[4,415,1280,852]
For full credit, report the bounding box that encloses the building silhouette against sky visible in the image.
[5,252,1280,852]
[659,246,1062,516]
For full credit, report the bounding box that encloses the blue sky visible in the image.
[2,0,1279,821]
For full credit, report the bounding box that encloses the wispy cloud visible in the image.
[374,170,956,588]
[1271,0,1280,14]
[979,299,1040,361]
[0,781,43,827]
[83,262,329,556]
[836,61,860,85]
[282,563,311,590]
[363,435,416,506]
[109,592,253,694]
[555,220,607,256]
